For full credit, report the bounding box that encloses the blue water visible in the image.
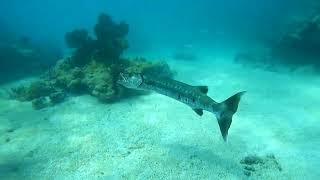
[0,1,299,52]
[1,1,320,179]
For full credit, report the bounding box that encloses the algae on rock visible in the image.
[82,61,118,102]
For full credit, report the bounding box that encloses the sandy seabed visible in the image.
[0,52,320,179]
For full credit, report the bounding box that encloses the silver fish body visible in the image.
[117,73,245,141]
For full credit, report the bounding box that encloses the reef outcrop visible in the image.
[11,13,173,109]
[235,13,320,70]
[271,14,320,67]
[0,35,61,83]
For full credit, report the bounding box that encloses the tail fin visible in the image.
[216,91,245,141]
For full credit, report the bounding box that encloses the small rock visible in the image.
[240,155,263,165]
[5,137,10,142]
[71,67,84,78]
[68,79,86,92]
[49,91,66,104]
[27,150,34,158]
[266,153,276,159]
[120,151,131,157]
[244,170,251,176]
[240,153,282,176]
[189,154,197,159]
[244,165,255,171]
[6,128,15,133]
[32,97,50,110]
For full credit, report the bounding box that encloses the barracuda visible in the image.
[117,73,245,141]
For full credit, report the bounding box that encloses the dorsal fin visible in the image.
[193,109,203,116]
[195,86,208,94]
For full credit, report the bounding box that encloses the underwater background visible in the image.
[1,0,320,179]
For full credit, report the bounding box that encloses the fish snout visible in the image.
[117,73,143,89]
[117,73,127,84]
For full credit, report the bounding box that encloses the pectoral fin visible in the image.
[193,109,203,116]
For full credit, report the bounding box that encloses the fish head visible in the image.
[117,73,143,89]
